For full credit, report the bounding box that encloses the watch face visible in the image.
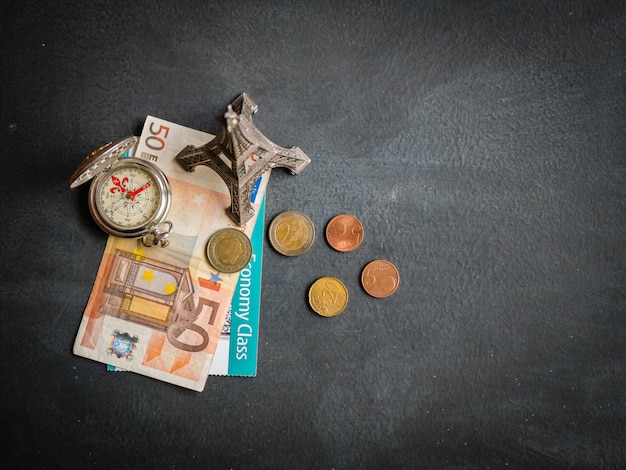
[96,165,161,229]
[89,158,170,238]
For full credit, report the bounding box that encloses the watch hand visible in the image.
[107,198,127,212]
[128,182,151,200]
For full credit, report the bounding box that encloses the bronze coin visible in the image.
[308,277,349,317]
[361,260,400,298]
[325,214,364,252]
[206,228,252,273]
[268,210,315,256]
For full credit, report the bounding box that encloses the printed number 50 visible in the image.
[145,122,170,151]
[167,297,219,353]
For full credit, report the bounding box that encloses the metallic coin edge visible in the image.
[325,214,364,253]
[361,259,400,298]
[269,210,315,256]
[308,276,349,317]
[206,228,252,273]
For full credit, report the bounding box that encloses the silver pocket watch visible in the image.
[69,136,173,247]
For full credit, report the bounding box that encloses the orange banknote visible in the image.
[73,116,270,391]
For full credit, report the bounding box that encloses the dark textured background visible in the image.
[1,1,625,468]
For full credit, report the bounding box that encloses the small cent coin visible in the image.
[326,214,364,252]
[308,277,349,317]
[268,210,315,256]
[361,260,400,298]
[206,228,252,273]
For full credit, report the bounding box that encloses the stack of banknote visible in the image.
[74,116,270,391]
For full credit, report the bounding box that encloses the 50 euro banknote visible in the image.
[108,194,266,377]
[73,116,270,391]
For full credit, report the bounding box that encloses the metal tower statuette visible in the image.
[175,93,311,226]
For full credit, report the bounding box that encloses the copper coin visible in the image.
[206,228,252,273]
[308,277,349,317]
[361,260,400,298]
[325,214,364,252]
[268,210,315,256]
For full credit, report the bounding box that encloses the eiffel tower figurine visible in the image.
[175,93,311,226]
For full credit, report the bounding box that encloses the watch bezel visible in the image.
[88,157,172,239]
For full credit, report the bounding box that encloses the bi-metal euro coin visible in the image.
[268,210,315,256]
[308,277,349,317]
[206,228,252,273]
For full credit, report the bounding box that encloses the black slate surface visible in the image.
[1,1,625,469]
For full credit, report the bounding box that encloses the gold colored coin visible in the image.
[361,259,400,298]
[308,277,349,317]
[268,210,315,256]
[206,228,252,273]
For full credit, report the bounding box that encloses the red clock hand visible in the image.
[128,182,151,201]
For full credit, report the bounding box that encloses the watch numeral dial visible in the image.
[97,167,161,229]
